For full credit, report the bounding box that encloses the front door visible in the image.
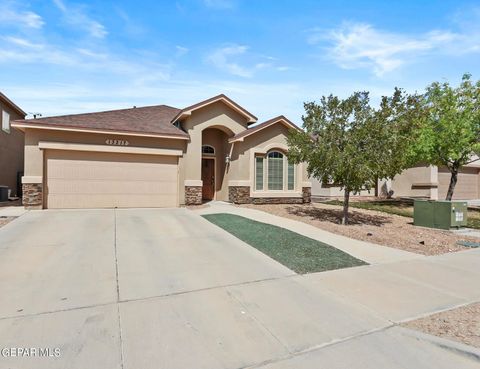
[202,158,215,200]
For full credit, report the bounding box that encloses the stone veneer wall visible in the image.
[23,183,43,209]
[185,186,203,205]
[302,187,311,203]
[228,186,250,204]
[229,186,312,204]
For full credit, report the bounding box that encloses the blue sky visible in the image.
[1,0,479,122]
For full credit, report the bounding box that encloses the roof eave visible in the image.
[228,117,301,143]
[0,93,27,117]
[11,122,190,140]
[171,94,257,124]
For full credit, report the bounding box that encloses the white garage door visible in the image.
[438,166,479,200]
[46,150,178,209]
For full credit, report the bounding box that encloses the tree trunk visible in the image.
[342,190,350,225]
[445,167,458,201]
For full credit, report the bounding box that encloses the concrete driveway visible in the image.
[0,208,479,369]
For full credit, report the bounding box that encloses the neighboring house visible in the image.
[0,92,26,198]
[311,162,480,201]
[311,180,374,198]
[378,162,480,200]
[12,94,311,209]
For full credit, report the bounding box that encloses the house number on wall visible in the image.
[105,139,129,146]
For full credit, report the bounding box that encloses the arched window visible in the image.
[202,145,215,155]
[255,150,296,191]
[268,151,284,190]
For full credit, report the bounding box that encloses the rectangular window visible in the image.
[2,110,10,133]
[287,162,295,190]
[268,153,283,190]
[255,156,264,191]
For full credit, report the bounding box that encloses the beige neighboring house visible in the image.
[0,92,26,198]
[378,162,480,200]
[312,162,480,201]
[12,94,311,209]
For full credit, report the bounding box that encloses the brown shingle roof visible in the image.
[229,115,301,142]
[12,105,188,138]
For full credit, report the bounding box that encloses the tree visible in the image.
[287,92,374,225]
[287,90,422,225]
[417,74,480,200]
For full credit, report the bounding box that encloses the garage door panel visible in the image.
[47,194,177,209]
[47,178,178,194]
[46,150,178,209]
[438,167,478,200]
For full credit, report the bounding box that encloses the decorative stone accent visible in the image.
[185,186,202,205]
[229,185,309,205]
[229,186,250,204]
[302,187,312,203]
[250,197,303,204]
[23,183,43,209]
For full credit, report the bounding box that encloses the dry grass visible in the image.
[239,202,476,255]
[403,303,480,348]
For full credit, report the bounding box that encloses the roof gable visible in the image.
[229,115,301,143]
[171,94,257,125]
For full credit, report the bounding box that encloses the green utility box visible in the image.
[414,200,468,230]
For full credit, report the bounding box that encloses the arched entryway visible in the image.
[201,127,233,201]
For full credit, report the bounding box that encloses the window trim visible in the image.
[255,156,264,191]
[287,160,295,191]
[2,110,10,133]
[201,145,215,156]
[267,151,284,191]
[254,149,296,193]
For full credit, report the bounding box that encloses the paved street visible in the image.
[0,206,479,368]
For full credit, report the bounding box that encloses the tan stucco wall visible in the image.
[438,166,480,200]
[179,101,249,203]
[381,165,437,199]
[311,165,437,199]
[230,123,309,195]
[310,179,374,197]
[23,128,186,195]
[0,102,24,196]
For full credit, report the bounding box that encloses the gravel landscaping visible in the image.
[0,216,16,228]
[239,203,476,255]
[402,302,480,348]
[203,213,366,274]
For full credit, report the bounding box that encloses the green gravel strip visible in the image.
[202,213,367,274]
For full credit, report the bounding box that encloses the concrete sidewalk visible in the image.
[193,201,422,264]
[0,205,29,217]
[0,207,479,368]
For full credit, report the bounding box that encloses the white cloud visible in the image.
[52,0,107,38]
[207,45,253,77]
[206,45,289,78]
[0,35,171,82]
[313,22,480,76]
[175,45,189,57]
[2,36,44,49]
[0,3,44,29]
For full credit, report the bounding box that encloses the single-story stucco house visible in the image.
[0,92,26,199]
[312,162,480,201]
[12,94,311,209]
